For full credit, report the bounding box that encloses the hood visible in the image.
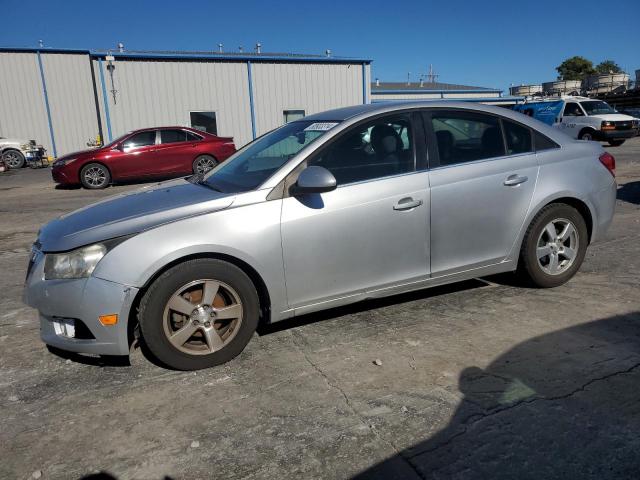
[0,138,27,146]
[590,113,636,121]
[57,147,104,160]
[38,178,235,252]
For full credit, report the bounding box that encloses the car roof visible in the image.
[302,100,570,145]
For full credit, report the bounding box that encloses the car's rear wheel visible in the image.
[80,163,111,189]
[608,140,625,147]
[518,203,588,288]
[193,155,218,175]
[139,259,259,370]
[2,150,25,169]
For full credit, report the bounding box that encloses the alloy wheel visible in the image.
[3,151,23,168]
[163,279,243,355]
[536,218,579,275]
[195,157,217,174]
[84,166,107,187]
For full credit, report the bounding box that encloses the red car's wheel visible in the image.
[80,163,111,189]
[193,155,218,175]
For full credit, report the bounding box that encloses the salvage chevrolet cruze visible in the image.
[24,102,616,370]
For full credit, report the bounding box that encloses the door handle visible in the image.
[393,198,423,211]
[504,174,528,187]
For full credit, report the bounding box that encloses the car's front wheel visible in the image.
[80,163,111,189]
[518,203,588,288]
[193,155,218,175]
[139,259,259,370]
[2,149,25,169]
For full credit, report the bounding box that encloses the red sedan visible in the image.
[51,127,236,189]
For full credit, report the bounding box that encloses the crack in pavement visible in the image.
[289,329,427,480]
[407,361,640,460]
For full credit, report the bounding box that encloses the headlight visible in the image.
[21,143,30,150]
[52,157,77,167]
[44,244,107,280]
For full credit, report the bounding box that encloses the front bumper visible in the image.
[23,252,138,356]
[594,129,637,141]
[51,167,73,185]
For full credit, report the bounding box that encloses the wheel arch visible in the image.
[578,127,597,139]
[127,251,272,347]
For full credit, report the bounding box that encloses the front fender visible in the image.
[92,199,288,320]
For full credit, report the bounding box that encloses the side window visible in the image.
[431,111,505,166]
[190,112,217,135]
[309,115,415,185]
[123,131,156,150]
[186,131,202,142]
[503,120,533,155]
[534,131,560,151]
[160,129,188,144]
[563,103,583,116]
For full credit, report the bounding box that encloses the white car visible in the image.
[0,137,31,169]
[514,97,639,146]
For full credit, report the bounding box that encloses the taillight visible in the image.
[599,152,615,177]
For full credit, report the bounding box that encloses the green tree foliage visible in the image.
[556,56,595,81]
[595,60,623,74]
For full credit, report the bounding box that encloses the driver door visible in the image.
[560,102,584,139]
[279,113,430,312]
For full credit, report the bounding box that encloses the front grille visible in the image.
[614,121,633,130]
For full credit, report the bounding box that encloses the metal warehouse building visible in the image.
[0,47,371,157]
[371,80,521,106]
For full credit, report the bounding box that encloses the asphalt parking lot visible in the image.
[1,138,640,480]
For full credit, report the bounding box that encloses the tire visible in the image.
[2,149,25,169]
[139,259,259,370]
[578,130,595,141]
[518,203,588,288]
[192,155,218,175]
[80,163,111,189]
[608,140,625,147]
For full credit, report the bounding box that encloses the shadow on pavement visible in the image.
[617,181,640,205]
[354,311,640,480]
[258,279,491,336]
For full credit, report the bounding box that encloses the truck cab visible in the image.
[514,96,639,146]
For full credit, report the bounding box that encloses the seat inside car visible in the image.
[435,130,454,165]
[481,126,504,158]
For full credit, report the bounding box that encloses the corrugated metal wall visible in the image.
[1,50,369,156]
[41,53,99,155]
[251,62,366,135]
[0,52,52,152]
[94,59,254,147]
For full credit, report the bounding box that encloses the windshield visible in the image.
[103,132,133,148]
[580,101,617,115]
[202,120,338,193]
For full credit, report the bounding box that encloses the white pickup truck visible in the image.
[513,96,639,146]
[0,137,47,168]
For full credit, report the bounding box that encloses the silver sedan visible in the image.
[24,102,617,370]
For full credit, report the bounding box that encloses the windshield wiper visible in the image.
[187,173,222,192]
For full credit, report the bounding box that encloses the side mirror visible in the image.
[290,166,337,195]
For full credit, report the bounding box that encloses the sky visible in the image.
[1,0,638,93]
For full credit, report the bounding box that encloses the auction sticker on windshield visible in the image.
[304,122,339,132]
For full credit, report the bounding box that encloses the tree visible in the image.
[556,56,595,81]
[595,60,623,74]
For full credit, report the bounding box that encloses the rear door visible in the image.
[155,129,194,174]
[113,130,159,178]
[425,109,539,276]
